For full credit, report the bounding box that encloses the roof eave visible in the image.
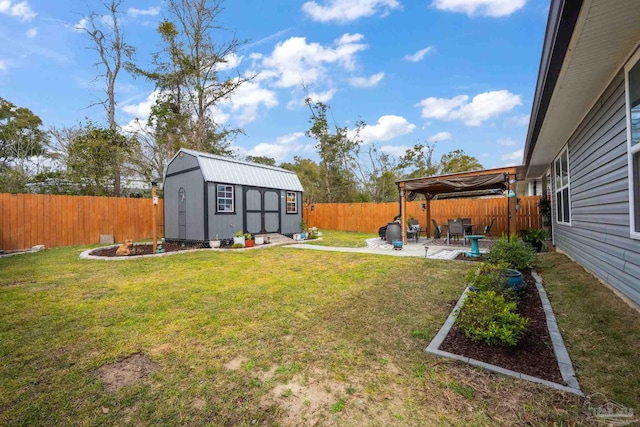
[523,0,584,179]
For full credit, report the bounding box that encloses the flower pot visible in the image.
[233,236,245,246]
[254,236,264,245]
[293,233,301,241]
[210,240,221,248]
[245,240,254,248]
[392,240,403,250]
[502,269,524,292]
[300,232,307,240]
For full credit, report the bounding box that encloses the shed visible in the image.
[163,149,304,242]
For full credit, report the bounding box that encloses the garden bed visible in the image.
[438,269,563,383]
[90,243,197,257]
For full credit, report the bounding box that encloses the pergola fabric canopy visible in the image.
[403,172,507,199]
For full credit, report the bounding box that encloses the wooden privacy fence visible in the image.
[305,196,542,236]
[0,193,164,251]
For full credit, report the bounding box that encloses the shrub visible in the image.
[466,263,517,301]
[487,236,537,270]
[455,290,528,347]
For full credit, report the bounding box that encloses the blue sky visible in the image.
[0,0,549,168]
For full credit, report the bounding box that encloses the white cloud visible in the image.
[0,59,7,73]
[497,138,517,146]
[73,17,89,32]
[127,6,161,17]
[380,144,411,157]
[287,88,337,109]
[0,0,36,21]
[431,0,527,17]
[122,91,158,118]
[355,115,416,144]
[26,27,37,38]
[302,0,401,23]
[427,131,451,142]
[261,34,368,88]
[216,53,243,71]
[509,113,530,126]
[416,90,522,126]
[501,148,524,165]
[404,46,433,62]
[247,132,306,162]
[348,72,384,88]
[222,79,278,125]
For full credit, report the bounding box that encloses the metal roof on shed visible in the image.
[178,148,304,192]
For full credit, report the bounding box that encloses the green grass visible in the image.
[537,253,640,409]
[0,246,638,425]
[306,229,377,247]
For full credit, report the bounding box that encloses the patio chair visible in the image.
[407,219,421,243]
[462,218,472,243]
[447,219,465,244]
[431,219,442,240]
[480,217,496,236]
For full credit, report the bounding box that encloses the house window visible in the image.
[286,191,297,214]
[625,49,640,237]
[216,184,234,213]
[554,147,571,224]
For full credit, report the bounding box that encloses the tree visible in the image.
[0,98,48,192]
[130,0,252,156]
[305,99,362,203]
[280,157,324,203]
[246,155,276,166]
[351,144,400,202]
[50,123,136,196]
[80,0,135,196]
[398,143,439,179]
[439,149,483,174]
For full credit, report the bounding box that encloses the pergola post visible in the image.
[425,198,431,238]
[400,182,407,244]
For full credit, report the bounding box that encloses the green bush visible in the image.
[232,243,244,248]
[455,290,528,347]
[466,263,517,301]
[487,236,537,270]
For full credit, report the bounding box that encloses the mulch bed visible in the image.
[439,270,563,384]
[90,243,195,257]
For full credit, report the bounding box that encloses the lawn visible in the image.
[306,229,377,247]
[1,239,639,426]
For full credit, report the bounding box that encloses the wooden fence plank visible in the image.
[307,196,542,237]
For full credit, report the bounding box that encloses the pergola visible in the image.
[395,166,523,243]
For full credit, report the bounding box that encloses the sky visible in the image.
[0,0,550,169]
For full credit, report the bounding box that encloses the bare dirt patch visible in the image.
[95,353,160,392]
[260,369,347,426]
[224,356,248,371]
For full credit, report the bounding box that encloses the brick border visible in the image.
[425,270,583,396]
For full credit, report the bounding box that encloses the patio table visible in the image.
[465,235,485,257]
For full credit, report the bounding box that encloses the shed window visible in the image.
[554,147,571,224]
[216,184,234,213]
[286,191,297,214]
[626,50,640,237]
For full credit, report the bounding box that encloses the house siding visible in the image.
[164,169,205,241]
[207,183,244,240]
[552,72,640,305]
[280,191,303,234]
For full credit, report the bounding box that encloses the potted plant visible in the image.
[210,234,221,248]
[244,233,254,248]
[254,235,264,245]
[522,228,547,252]
[233,231,245,247]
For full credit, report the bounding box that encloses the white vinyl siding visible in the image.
[625,48,640,238]
[554,147,571,224]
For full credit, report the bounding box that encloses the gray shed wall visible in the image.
[552,72,640,305]
[281,191,302,234]
[207,182,244,239]
[166,152,199,175]
[164,169,205,241]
